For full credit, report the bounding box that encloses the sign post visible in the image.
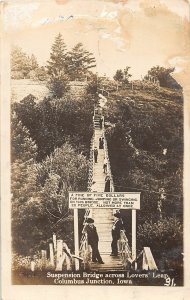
[74,208,79,270]
[132,209,137,269]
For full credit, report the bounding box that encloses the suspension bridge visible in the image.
[78,96,158,272]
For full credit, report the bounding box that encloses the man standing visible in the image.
[110,212,123,256]
[94,147,98,163]
[84,218,104,264]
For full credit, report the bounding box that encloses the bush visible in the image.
[137,217,183,267]
[47,74,70,98]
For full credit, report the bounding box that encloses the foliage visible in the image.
[46,33,69,98]
[11,112,38,163]
[47,73,70,98]
[12,138,88,255]
[145,65,181,89]
[11,113,42,254]
[67,43,96,80]
[12,89,93,254]
[113,69,123,82]
[11,46,31,79]
[13,93,93,161]
[12,253,42,271]
[105,87,183,225]
[113,66,132,85]
[11,46,46,80]
[46,33,67,76]
[34,66,48,81]
[137,217,183,266]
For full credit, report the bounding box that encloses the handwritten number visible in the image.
[164,277,176,287]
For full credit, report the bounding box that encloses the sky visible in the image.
[3,0,190,79]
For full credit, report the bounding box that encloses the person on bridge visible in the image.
[94,147,98,163]
[110,212,124,256]
[99,117,103,129]
[104,175,110,192]
[103,157,108,173]
[99,137,104,149]
[84,218,104,264]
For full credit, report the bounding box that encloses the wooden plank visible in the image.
[143,247,158,270]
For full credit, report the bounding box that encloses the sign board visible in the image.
[69,192,140,209]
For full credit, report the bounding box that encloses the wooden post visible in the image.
[41,250,47,269]
[53,233,56,251]
[55,240,63,271]
[49,243,55,267]
[142,249,149,270]
[132,210,137,269]
[31,260,35,273]
[74,208,79,270]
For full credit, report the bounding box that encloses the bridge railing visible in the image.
[102,116,114,192]
[87,134,94,192]
[118,230,133,268]
[79,123,95,267]
[118,229,158,270]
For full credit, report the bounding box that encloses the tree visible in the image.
[67,43,96,80]
[11,46,46,81]
[11,113,41,254]
[147,66,175,88]
[47,73,70,98]
[30,54,39,71]
[13,90,94,161]
[11,117,89,254]
[11,112,38,163]
[113,67,132,84]
[46,33,67,76]
[11,46,31,79]
[123,67,132,84]
[46,33,69,97]
[137,217,183,268]
[35,66,48,81]
[113,69,123,82]
[35,143,89,250]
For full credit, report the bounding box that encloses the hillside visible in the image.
[103,83,183,265]
[11,80,50,102]
[11,79,88,103]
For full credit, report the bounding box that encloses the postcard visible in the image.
[1,0,190,299]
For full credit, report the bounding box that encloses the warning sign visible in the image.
[69,192,140,209]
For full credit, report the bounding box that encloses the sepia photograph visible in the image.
[1,0,190,299]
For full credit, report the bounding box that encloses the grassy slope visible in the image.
[104,84,183,221]
[104,84,183,266]
[11,79,88,103]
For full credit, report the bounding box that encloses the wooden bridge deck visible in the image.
[89,123,123,271]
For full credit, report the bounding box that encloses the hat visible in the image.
[114,212,121,218]
[86,218,94,224]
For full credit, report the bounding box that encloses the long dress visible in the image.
[104,179,110,192]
